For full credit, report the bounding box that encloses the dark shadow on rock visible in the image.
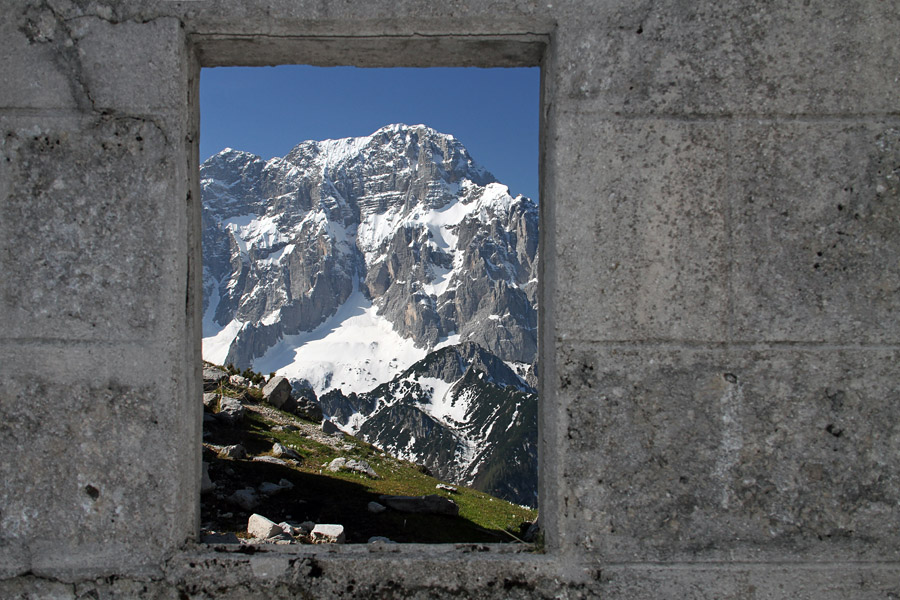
[202,405,514,544]
[203,456,510,544]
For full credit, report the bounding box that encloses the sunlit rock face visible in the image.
[201,124,539,506]
[201,123,538,387]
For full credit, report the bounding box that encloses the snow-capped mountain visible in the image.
[201,124,539,505]
[202,123,538,390]
[319,342,537,507]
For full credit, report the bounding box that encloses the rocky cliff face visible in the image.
[201,124,539,505]
[318,342,538,507]
[201,123,538,378]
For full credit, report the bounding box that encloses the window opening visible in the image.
[198,65,540,545]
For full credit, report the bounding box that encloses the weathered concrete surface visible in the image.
[1,0,899,597]
[729,122,900,343]
[0,114,180,341]
[558,344,900,563]
[553,116,730,343]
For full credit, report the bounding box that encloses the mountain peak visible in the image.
[201,124,537,375]
[201,124,540,508]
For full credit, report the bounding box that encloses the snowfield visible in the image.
[251,289,427,396]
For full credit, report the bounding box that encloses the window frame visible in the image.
[186,30,557,553]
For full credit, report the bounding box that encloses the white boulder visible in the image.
[247,513,283,540]
[311,524,345,544]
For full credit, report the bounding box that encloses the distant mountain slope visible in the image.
[318,342,538,507]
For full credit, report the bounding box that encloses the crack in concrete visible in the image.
[18,2,177,142]
[19,1,96,113]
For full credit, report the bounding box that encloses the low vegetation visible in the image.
[202,363,537,544]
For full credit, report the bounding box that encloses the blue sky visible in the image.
[200,65,540,201]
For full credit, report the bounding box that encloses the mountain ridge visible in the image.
[201,123,539,506]
[202,123,538,388]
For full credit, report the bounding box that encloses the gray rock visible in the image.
[202,392,219,409]
[247,513,283,539]
[326,457,346,472]
[203,366,227,391]
[219,444,246,459]
[311,524,345,544]
[344,459,378,478]
[321,419,340,435]
[278,521,303,536]
[299,521,316,534]
[216,396,245,425]
[273,424,300,432]
[523,520,540,543]
[229,374,250,387]
[257,480,292,497]
[271,442,302,461]
[255,479,292,497]
[262,376,293,410]
[367,501,386,514]
[294,395,323,422]
[228,488,259,511]
[326,457,376,477]
[252,456,288,466]
[378,494,459,516]
[200,462,214,494]
[436,483,457,493]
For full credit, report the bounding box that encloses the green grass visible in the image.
[246,411,536,536]
[203,371,537,544]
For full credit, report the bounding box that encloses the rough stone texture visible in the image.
[0,12,77,109]
[0,343,193,579]
[247,514,283,540]
[729,122,900,343]
[554,116,729,343]
[1,0,899,597]
[551,2,900,117]
[311,524,346,544]
[0,114,180,342]
[262,376,293,410]
[558,344,900,563]
[216,396,246,425]
[271,443,302,461]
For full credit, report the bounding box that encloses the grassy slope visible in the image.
[203,372,536,544]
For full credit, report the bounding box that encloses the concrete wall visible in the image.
[1,1,898,597]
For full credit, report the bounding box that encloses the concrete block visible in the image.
[599,563,900,600]
[558,342,900,562]
[550,112,729,342]
[729,121,900,343]
[0,341,196,577]
[553,2,900,116]
[66,15,186,113]
[0,9,77,109]
[0,114,184,342]
[162,551,593,598]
